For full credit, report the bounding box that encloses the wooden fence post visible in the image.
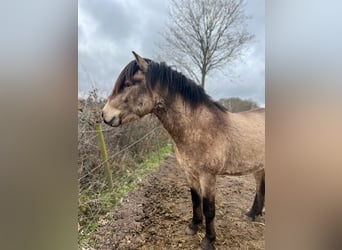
[95,123,113,189]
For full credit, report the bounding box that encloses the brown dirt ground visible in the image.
[94,155,265,249]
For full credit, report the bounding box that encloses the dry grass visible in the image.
[78,91,172,247]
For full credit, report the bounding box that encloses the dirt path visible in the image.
[94,155,265,249]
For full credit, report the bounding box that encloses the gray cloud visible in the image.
[78,0,264,106]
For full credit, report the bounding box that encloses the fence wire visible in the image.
[78,125,162,182]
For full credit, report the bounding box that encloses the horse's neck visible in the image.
[153,98,194,145]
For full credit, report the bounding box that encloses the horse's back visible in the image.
[230,108,265,135]
[236,107,265,117]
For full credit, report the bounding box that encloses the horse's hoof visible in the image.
[246,210,263,221]
[198,237,215,250]
[185,223,198,235]
[245,211,256,221]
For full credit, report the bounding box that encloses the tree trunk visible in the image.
[201,72,206,89]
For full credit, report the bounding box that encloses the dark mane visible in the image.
[147,61,227,112]
[112,59,226,112]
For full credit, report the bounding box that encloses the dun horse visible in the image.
[102,52,265,250]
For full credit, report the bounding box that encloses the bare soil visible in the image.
[94,155,265,249]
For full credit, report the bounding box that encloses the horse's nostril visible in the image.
[101,112,104,119]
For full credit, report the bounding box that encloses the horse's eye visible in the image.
[125,80,133,87]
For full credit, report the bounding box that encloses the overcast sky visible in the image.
[78,0,265,106]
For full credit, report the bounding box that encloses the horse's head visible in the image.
[102,52,153,127]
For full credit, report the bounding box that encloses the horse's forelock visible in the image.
[112,58,152,95]
[112,60,139,95]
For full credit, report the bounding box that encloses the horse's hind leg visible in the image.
[246,169,265,220]
[185,176,203,235]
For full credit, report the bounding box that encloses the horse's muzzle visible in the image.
[103,114,121,127]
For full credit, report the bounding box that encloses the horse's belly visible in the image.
[175,145,264,176]
[219,160,264,176]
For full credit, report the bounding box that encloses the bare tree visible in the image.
[159,0,253,88]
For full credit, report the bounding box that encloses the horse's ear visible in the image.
[132,51,148,72]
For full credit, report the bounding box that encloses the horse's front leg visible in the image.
[185,175,203,235]
[199,174,216,250]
